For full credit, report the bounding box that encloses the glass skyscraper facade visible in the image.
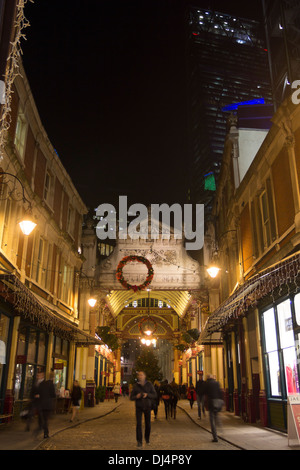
[186,7,272,212]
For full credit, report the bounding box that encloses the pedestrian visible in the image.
[159,379,172,419]
[35,370,56,439]
[130,370,157,448]
[153,380,160,419]
[25,370,44,432]
[113,383,121,402]
[169,378,180,419]
[204,374,224,442]
[196,375,206,419]
[187,383,196,409]
[70,380,82,422]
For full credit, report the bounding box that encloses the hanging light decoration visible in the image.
[139,290,157,346]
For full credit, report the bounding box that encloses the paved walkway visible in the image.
[177,400,300,451]
[0,397,299,451]
[0,398,121,450]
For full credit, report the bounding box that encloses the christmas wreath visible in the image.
[116,255,154,292]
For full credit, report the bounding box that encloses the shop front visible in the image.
[13,320,49,416]
[0,307,13,418]
[260,294,300,431]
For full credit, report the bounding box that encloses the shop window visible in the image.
[262,300,300,400]
[294,293,300,326]
[37,332,46,365]
[27,330,37,363]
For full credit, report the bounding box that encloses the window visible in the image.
[260,191,271,248]
[262,300,300,399]
[14,107,28,159]
[35,237,44,284]
[67,205,74,236]
[44,170,52,205]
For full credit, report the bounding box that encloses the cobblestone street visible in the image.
[37,398,238,451]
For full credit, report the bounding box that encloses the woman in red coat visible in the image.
[187,384,196,409]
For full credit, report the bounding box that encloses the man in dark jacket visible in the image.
[196,375,206,419]
[36,371,56,438]
[130,371,157,448]
[204,374,224,442]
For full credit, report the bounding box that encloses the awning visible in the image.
[200,251,300,343]
[0,273,103,346]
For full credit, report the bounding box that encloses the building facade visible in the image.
[0,60,100,420]
[186,6,272,212]
[201,92,300,432]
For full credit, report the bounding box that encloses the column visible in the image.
[67,340,75,390]
[211,346,217,378]
[4,316,20,417]
[231,331,239,416]
[181,352,187,385]
[191,354,197,386]
[114,348,121,385]
[223,338,230,410]
[85,308,96,406]
[255,308,268,427]
[243,317,256,423]
[173,349,180,384]
[45,332,54,379]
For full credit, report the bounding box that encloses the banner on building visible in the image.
[288,395,300,447]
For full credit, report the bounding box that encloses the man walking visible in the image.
[196,374,206,419]
[36,370,56,439]
[130,371,157,448]
[204,374,224,442]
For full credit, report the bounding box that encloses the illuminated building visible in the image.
[262,0,300,109]
[186,7,272,213]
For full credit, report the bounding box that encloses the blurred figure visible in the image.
[187,383,196,409]
[204,374,224,442]
[113,383,121,402]
[26,370,44,432]
[159,379,172,419]
[36,370,56,439]
[70,380,82,422]
[196,375,206,419]
[169,378,180,419]
[153,380,160,419]
[130,371,157,448]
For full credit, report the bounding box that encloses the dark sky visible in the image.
[21,0,265,210]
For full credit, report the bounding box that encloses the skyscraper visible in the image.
[262,0,300,110]
[186,6,272,213]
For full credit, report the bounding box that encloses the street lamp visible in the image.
[88,297,97,308]
[0,171,37,235]
[19,217,37,236]
[207,266,221,279]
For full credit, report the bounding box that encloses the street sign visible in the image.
[288,395,300,447]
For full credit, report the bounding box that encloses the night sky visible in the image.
[21,0,265,211]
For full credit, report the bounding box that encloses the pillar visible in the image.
[173,349,180,384]
[67,341,75,390]
[211,346,217,378]
[223,338,230,410]
[231,331,239,416]
[115,348,121,385]
[4,316,20,418]
[243,317,255,423]
[45,332,53,379]
[181,352,187,385]
[255,308,268,427]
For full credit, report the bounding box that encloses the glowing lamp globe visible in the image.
[88,298,97,308]
[19,219,37,236]
[207,266,221,279]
